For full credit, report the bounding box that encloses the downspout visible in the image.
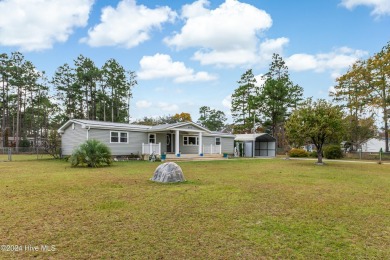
[87,126,90,140]
[253,140,255,158]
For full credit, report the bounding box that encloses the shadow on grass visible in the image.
[147,179,202,186]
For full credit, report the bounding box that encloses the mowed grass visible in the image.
[0,158,389,259]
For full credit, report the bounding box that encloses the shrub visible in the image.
[289,148,309,157]
[70,139,112,167]
[323,145,343,159]
[19,138,31,147]
[308,151,318,158]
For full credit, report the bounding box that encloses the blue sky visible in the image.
[0,0,389,122]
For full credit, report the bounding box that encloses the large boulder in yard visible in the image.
[151,162,185,183]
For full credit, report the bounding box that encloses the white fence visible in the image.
[203,144,221,154]
[142,143,161,155]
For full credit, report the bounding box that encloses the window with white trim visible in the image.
[110,131,128,143]
[148,133,156,144]
[183,136,198,146]
[215,137,221,145]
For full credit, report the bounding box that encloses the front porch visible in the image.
[164,153,225,162]
[141,142,222,156]
[142,122,224,157]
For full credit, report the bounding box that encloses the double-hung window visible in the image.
[183,136,198,146]
[215,137,221,145]
[111,131,128,143]
[148,133,156,144]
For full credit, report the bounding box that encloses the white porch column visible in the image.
[198,132,203,155]
[175,130,180,156]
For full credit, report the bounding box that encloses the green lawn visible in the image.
[0,158,389,259]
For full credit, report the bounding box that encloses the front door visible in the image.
[166,134,175,153]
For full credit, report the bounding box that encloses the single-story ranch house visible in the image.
[58,119,235,157]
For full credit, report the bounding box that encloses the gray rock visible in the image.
[151,162,185,183]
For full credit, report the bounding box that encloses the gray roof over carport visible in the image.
[235,133,276,142]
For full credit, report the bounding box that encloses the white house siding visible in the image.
[202,136,215,146]
[221,137,234,154]
[178,135,234,154]
[61,123,87,155]
[179,134,199,154]
[89,128,147,156]
[361,138,388,152]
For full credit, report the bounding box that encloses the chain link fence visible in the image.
[344,151,390,161]
[0,147,53,161]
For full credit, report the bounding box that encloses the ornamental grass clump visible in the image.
[70,139,112,167]
[288,148,309,158]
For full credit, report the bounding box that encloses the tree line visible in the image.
[232,42,389,154]
[0,52,136,148]
[2,41,388,155]
[231,53,304,149]
[331,42,390,151]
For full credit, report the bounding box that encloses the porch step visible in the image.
[164,154,225,162]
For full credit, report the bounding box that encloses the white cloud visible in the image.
[222,95,232,109]
[328,86,336,95]
[193,49,257,67]
[138,53,217,83]
[164,0,280,67]
[340,0,390,16]
[181,0,210,18]
[158,102,179,112]
[286,47,368,73]
[257,38,289,62]
[331,72,342,80]
[81,0,176,48]
[254,74,266,87]
[285,54,318,71]
[136,100,152,108]
[0,0,93,51]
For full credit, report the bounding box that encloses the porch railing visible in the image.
[203,144,222,154]
[142,143,161,155]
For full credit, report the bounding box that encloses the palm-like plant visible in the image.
[70,139,112,167]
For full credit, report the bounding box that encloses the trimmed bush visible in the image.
[323,145,343,159]
[70,139,112,167]
[289,148,309,157]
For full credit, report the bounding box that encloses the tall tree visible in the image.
[286,99,345,164]
[8,52,25,149]
[133,115,178,126]
[259,54,303,148]
[52,63,80,120]
[343,115,376,150]
[172,112,192,122]
[197,106,227,131]
[368,43,390,152]
[231,69,259,133]
[0,53,10,147]
[101,58,136,123]
[74,55,100,120]
[333,42,390,151]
